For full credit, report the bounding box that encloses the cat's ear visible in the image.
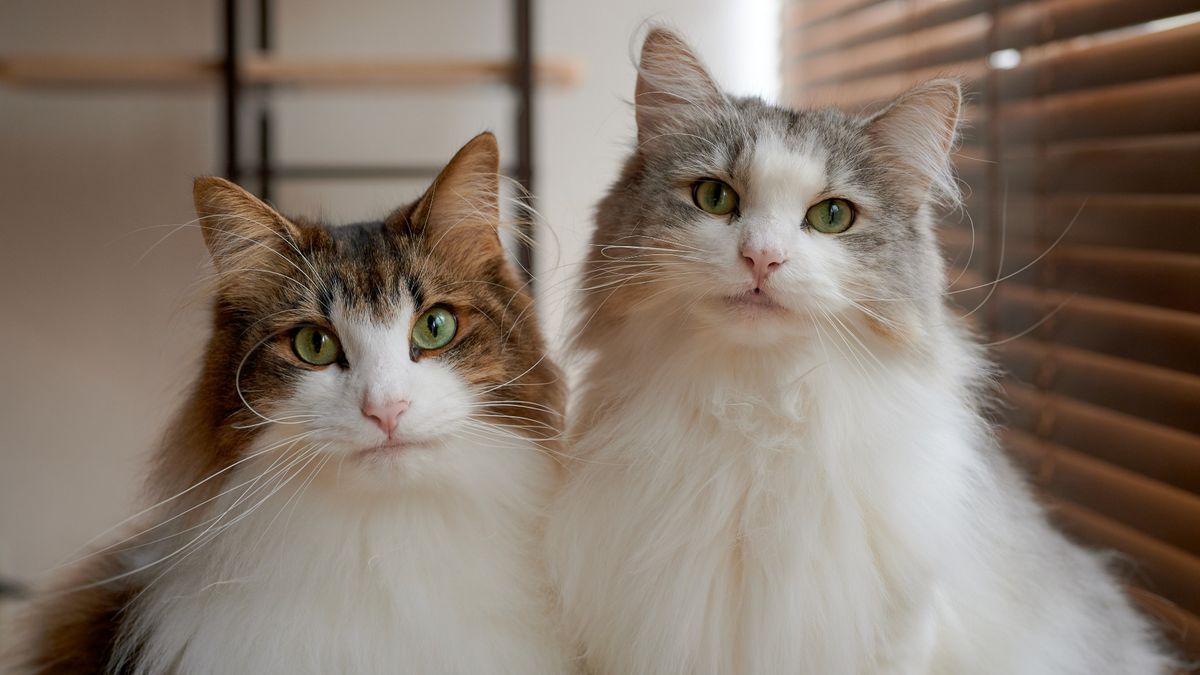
[404,132,503,260]
[866,79,962,204]
[635,28,724,145]
[193,176,302,275]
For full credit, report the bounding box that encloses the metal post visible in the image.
[513,0,535,285]
[256,0,273,200]
[222,0,241,184]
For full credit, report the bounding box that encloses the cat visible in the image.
[22,133,572,674]
[545,28,1175,675]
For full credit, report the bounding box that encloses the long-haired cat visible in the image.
[23,133,571,674]
[546,29,1174,674]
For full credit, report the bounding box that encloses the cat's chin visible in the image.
[306,436,456,491]
[690,293,809,348]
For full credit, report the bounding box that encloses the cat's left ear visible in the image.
[865,79,962,204]
[402,132,503,261]
[634,28,725,146]
[193,176,302,276]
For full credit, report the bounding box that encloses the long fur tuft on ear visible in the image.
[192,176,301,277]
[634,27,726,146]
[865,78,963,207]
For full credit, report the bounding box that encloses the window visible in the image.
[784,0,1200,660]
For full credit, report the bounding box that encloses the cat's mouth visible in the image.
[354,438,434,460]
[724,290,786,313]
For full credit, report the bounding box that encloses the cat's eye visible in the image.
[805,198,856,234]
[412,307,458,351]
[692,180,739,216]
[292,325,341,366]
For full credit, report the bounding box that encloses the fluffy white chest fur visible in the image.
[548,331,1169,675]
[122,435,568,675]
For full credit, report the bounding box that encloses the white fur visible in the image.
[548,139,1171,674]
[118,309,570,674]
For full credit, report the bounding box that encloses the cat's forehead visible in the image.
[328,299,415,359]
[743,130,827,205]
[306,220,425,322]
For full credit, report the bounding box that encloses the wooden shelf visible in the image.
[0,56,215,87]
[0,55,582,89]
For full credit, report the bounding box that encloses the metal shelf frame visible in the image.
[220,0,539,281]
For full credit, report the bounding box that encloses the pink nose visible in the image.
[362,398,410,438]
[742,247,787,288]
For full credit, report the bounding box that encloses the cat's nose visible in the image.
[741,246,787,288]
[362,398,410,438]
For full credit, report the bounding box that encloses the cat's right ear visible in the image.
[193,176,301,275]
[635,28,724,145]
[865,79,963,205]
[400,132,504,273]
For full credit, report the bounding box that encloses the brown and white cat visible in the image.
[23,133,571,674]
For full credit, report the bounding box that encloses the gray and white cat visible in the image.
[546,29,1175,674]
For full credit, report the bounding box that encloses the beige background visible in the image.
[0,0,779,619]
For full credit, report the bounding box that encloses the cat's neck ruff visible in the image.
[558,310,990,674]
[583,304,964,422]
[120,431,566,675]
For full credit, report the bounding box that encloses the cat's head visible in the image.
[187,133,562,492]
[582,28,961,352]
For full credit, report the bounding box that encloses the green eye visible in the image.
[806,198,856,234]
[412,307,457,351]
[292,325,341,366]
[692,180,739,216]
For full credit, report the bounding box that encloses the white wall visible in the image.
[0,0,778,604]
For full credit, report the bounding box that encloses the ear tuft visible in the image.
[192,176,299,274]
[635,27,725,144]
[406,132,503,259]
[865,78,963,205]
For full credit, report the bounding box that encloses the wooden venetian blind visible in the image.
[784,0,1200,661]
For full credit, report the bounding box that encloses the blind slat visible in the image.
[1128,587,1200,662]
[997,19,1200,99]
[795,58,986,107]
[998,337,1200,435]
[1046,499,1200,617]
[1003,381,1200,495]
[995,284,1200,376]
[940,233,1200,313]
[792,0,994,58]
[1005,430,1200,557]
[956,193,1200,254]
[998,134,1200,194]
[793,0,1198,88]
[998,73,1200,143]
[796,13,989,86]
[995,0,1200,56]
[787,0,887,29]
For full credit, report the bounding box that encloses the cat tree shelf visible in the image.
[0,55,582,89]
